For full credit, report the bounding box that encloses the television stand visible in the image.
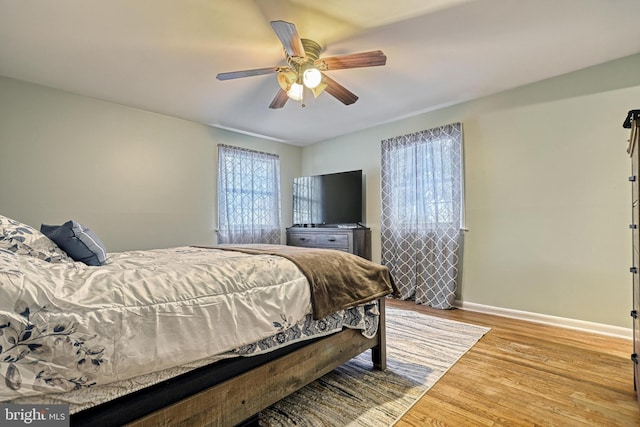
[286,226,371,260]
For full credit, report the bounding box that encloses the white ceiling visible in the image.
[1,0,639,146]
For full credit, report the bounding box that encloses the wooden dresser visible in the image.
[286,226,371,260]
[626,109,640,405]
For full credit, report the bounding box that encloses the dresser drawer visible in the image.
[285,227,371,260]
[315,233,350,248]
[287,232,317,246]
[287,232,350,248]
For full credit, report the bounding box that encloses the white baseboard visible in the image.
[454,300,633,340]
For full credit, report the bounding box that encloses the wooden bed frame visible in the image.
[124,298,387,427]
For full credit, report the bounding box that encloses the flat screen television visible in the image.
[292,170,364,226]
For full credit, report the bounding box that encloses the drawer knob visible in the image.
[299,237,307,241]
[328,238,336,242]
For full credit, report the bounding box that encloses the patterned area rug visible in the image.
[259,307,490,426]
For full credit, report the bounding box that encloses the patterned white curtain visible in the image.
[380,123,464,308]
[217,144,281,244]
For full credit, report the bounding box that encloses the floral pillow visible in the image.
[0,215,72,263]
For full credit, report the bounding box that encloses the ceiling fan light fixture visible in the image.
[277,70,304,102]
[302,67,322,89]
[287,82,304,101]
[277,71,295,90]
[311,80,328,98]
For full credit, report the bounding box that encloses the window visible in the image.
[384,136,459,228]
[292,175,323,225]
[217,144,281,244]
[380,122,464,308]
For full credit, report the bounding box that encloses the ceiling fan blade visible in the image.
[269,88,289,109]
[216,66,282,81]
[322,74,358,105]
[315,50,387,71]
[271,20,305,58]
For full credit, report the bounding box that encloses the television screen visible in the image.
[293,170,363,226]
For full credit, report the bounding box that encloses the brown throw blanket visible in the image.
[208,245,398,319]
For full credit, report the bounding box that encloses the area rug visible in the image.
[259,307,490,426]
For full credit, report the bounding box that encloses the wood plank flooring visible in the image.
[388,299,640,426]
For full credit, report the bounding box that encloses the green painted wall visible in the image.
[301,54,640,328]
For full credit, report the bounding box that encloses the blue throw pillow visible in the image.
[41,221,107,266]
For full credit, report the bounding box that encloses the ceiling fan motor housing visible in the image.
[287,38,321,70]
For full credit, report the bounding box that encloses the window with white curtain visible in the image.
[380,122,464,308]
[217,144,281,244]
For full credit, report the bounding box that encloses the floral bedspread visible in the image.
[0,246,314,402]
[9,302,379,413]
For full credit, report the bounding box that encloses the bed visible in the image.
[0,215,396,426]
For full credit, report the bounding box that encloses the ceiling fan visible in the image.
[216,20,387,109]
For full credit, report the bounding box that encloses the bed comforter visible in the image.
[214,244,397,319]
[1,246,318,401]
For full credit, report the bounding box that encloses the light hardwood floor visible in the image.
[388,299,640,427]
